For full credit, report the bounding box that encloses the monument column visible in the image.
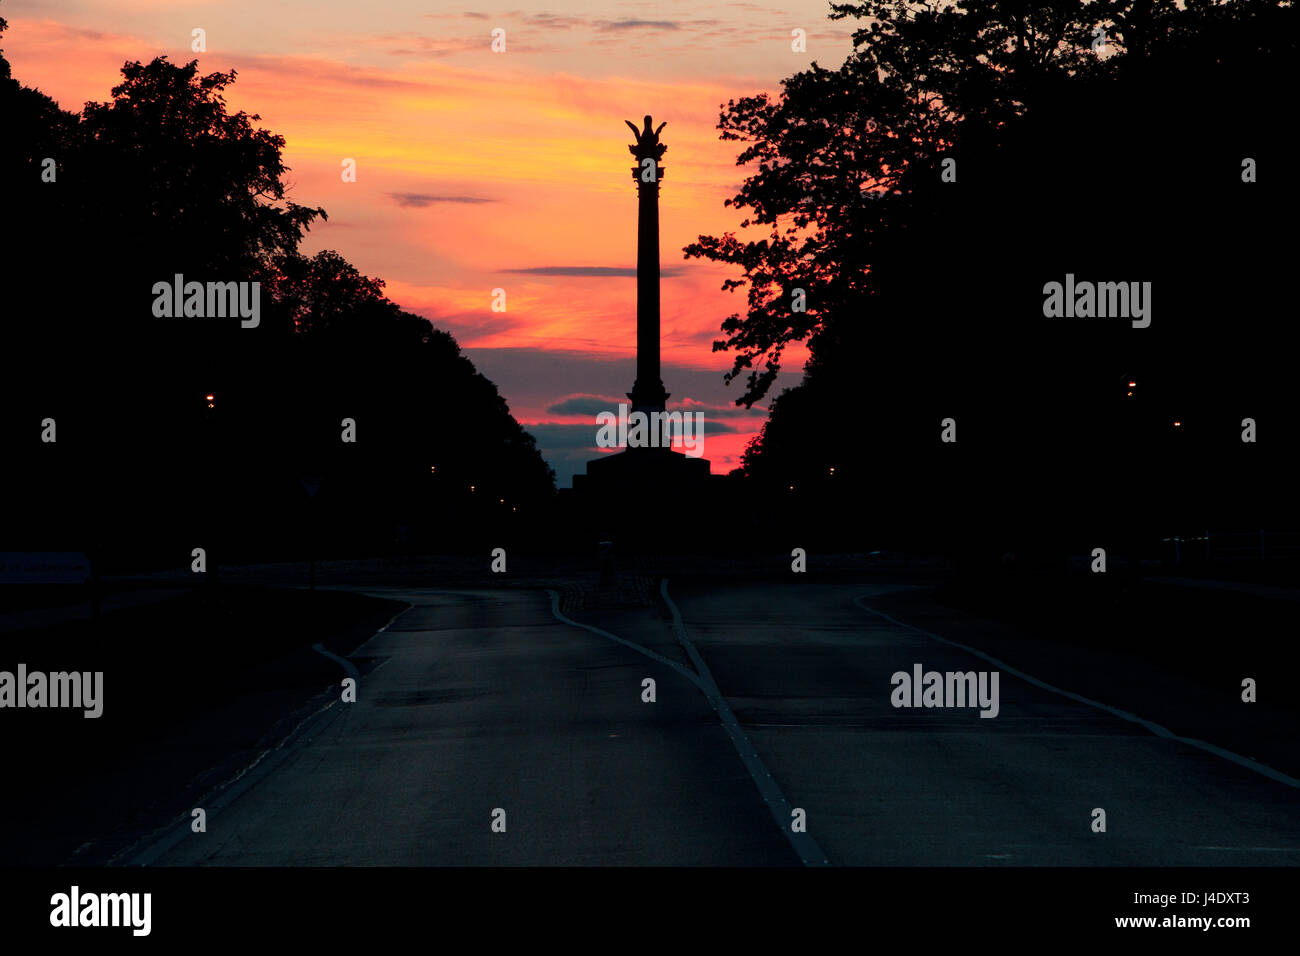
[572,114,712,503]
[626,116,670,414]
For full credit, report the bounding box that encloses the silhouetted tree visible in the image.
[1,29,554,567]
[689,0,1297,558]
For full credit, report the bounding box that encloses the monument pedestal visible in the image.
[573,446,713,546]
[575,445,711,497]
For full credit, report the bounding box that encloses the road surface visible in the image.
[132,581,1300,865]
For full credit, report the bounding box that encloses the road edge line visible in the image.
[852,595,1300,790]
[111,603,417,865]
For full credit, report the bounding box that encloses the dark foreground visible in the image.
[6,558,1292,868]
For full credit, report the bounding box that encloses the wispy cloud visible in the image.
[598,20,683,31]
[522,422,603,449]
[678,396,768,417]
[501,265,685,277]
[523,13,588,30]
[420,11,714,35]
[389,192,498,206]
[545,394,622,415]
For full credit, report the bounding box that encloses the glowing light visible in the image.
[1128,381,1136,388]
[1173,421,1181,427]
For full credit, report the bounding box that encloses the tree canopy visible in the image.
[688,0,1297,555]
[688,0,1294,407]
[2,32,554,566]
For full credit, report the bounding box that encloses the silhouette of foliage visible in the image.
[1,29,554,567]
[688,0,1297,557]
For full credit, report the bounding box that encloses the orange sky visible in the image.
[6,2,854,483]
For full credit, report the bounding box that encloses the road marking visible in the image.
[548,587,830,865]
[114,695,348,865]
[546,590,705,688]
[114,604,417,865]
[853,596,1300,790]
[659,582,831,866]
[312,643,360,680]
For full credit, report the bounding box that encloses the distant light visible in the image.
[470,484,476,492]
[1173,421,1181,427]
[205,394,215,401]
[512,506,517,513]
[828,466,836,476]
[498,498,504,504]
[788,484,795,491]
[1127,381,1136,388]
[1126,391,1133,397]
[430,465,436,475]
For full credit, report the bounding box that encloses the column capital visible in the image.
[625,115,667,162]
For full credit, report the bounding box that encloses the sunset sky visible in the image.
[6,0,855,484]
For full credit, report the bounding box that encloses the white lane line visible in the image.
[548,588,830,866]
[115,695,347,866]
[853,595,1300,790]
[116,605,416,866]
[658,581,831,867]
[311,643,360,680]
[546,590,706,689]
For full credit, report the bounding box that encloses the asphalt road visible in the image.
[667,579,1300,865]
[139,587,795,865]
[135,581,1300,866]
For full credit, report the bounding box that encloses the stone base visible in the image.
[569,447,714,546]
[573,445,711,498]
